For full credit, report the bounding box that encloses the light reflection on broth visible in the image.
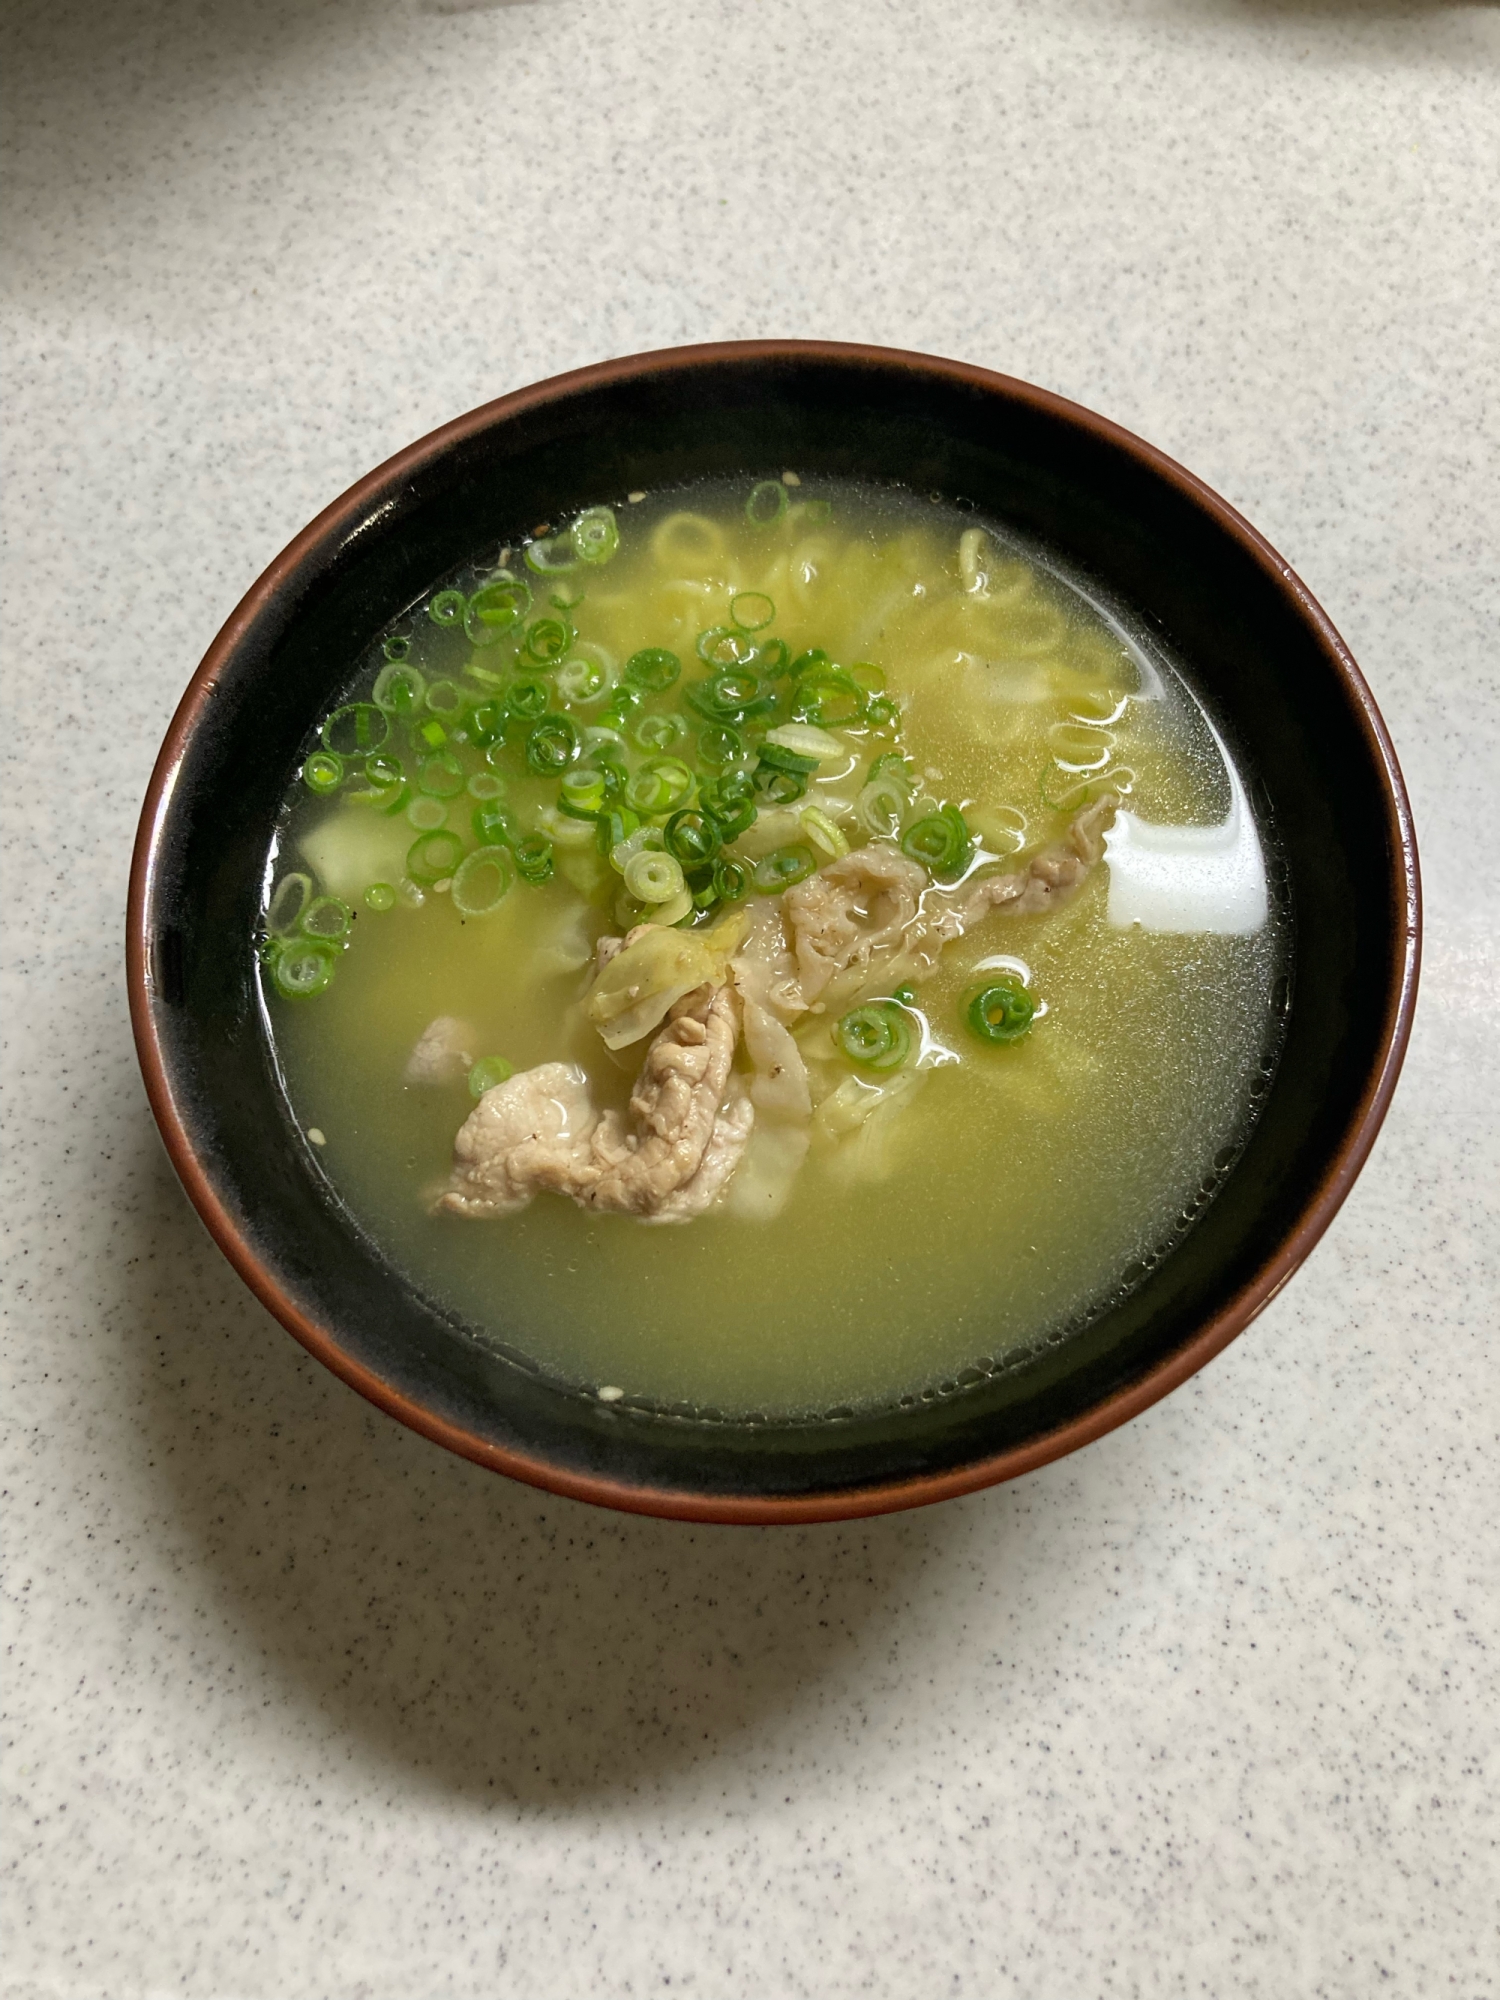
[261,480,1286,1417]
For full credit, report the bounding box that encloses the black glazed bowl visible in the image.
[129,341,1419,1523]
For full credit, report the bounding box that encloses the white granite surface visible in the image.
[4,0,1498,1993]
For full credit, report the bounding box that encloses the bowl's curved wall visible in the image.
[128,342,1419,1522]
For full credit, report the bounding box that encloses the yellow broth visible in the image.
[264,481,1283,1416]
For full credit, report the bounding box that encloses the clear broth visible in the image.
[264,480,1285,1417]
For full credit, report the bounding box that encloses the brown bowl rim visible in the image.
[127,337,1421,1525]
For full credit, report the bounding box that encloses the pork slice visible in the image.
[439,1062,600,1218]
[582,982,745,1215]
[908,793,1121,966]
[439,983,751,1222]
[642,1087,756,1224]
[781,843,927,1003]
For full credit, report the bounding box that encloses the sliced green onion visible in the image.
[364,753,405,789]
[601,689,643,730]
[383,635,411,661]
[697,723,745,769]
[524,534,579,575]
[754,758,810,806]
[583,725,629,764]
[465,576,532,644]
[790,649,832,680]
[623,849,686,904]
[730,590,775,632]
[467,699,507,748]
[467,770,506,801]
[663,808,720,866]
[560,768,607,814]
[267,872,313,937]
[625,755,694,814]
[473,802,517,847]
[507,677,550,721]
[540,802,600,845]
[428,589,467,627]
[698,773,757,838]
[571,506,619,565]
[793,668,865,729]
[406,795,448,831]
[856,777,907,838]
[663,888,696,926]
[623,647,682,693]
[322,703,390,756]
[424,678,466,719]
[596,806,642,858]
[746,479,788,527]
[364,882,397,912]
[415,717,448,750]
[407,829,465,884]
[870,752,914,783]
[697,625,759,670]
[800,805,849,860]
[893,982,917,1006]
[468,1055,514,1097]
[967,977,1036,1045]
[513,834,554,885]
[302,750,344,795]
[758,742,820,775]
[555,654,610,704]
[901,804,973,881]
[373,661,426,715]
[753,843,816,892]
[451,844,513,916]
[526,712,581,774]
[524,616,570,664]
[850,661,887,694]
[418,750,466,798]
[765,722,843,761]
[464,660,508,690]
[301,895,353,941]
[271,939,337,1000]
[685,667,773,724]
[757,637,790,676]
[864,694,900,727]
[712,856,749,902]
[634,711,687,752]
[836,1001,912,1071]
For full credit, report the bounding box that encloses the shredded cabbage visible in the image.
[586,909,748,1049]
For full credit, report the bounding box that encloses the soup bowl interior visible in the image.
[129,342,1417,1522]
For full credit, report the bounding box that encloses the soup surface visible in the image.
[260,478,1285,1417]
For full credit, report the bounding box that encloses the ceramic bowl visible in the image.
[128,341,1419,1522]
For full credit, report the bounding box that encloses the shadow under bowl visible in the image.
[128,340,1419,1523]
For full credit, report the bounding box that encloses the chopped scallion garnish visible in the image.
[836,1001,912,1071]
[451,844,513,917]
[623,647,681,693]
[746,479,789,527]
[468,1055,515,1097]
[525,712,582,775]
[407,829,465,884]
[752,843,816,892]
[302,751,344,796]
[966,978,1036,1045]
[901,804,973,881]
[571,506,620,565]
[730,590,775,632]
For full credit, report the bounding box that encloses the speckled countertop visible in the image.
[4,2,1498,1995]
